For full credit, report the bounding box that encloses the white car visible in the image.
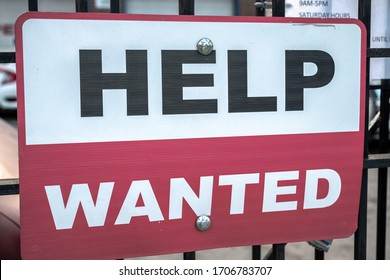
[0,63,17,112]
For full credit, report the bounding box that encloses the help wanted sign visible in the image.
[16,13,366,259]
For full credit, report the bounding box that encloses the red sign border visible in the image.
[15,12,367,259]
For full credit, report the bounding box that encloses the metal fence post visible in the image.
[28,0,38,11]
[376,87,389,259]
[110,0,120,13]
[355,0,372,260]
[75,0,89,12]
[179,0,194,16]
[272,0,285,17]
[178,0,196,260]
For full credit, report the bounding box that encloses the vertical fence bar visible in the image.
[270,0,285,260]
[272,244,286,260]
[178,0,196,260]
[251,0,266,260]
[76,0,89,12]
[233,0,240,16]
[272,0,285,17]
[355,0,371,260]
[314,249,325,260]
[355,170,368,259]
[252,245,261,260]
[377,168,388,259]
[28,0,38,11]
[255,0,266,16]
[262,244,286,260]
[376,88,389,259]
[179,0,195,16]
[183,251,196,260]
[111,0,121,13]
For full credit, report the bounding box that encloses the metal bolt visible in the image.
[195,215,211,231]
[197,38,213,56]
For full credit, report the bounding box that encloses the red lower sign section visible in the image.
[19,132,363,259]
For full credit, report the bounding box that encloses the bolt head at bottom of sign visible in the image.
[196,215,212,231]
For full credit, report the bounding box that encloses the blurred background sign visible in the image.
[285,0,358,18]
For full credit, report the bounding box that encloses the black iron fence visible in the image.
[0,0,389,260]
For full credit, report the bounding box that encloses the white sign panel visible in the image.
[20,14,362,145]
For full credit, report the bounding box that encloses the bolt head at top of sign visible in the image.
[197,38,214,56]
